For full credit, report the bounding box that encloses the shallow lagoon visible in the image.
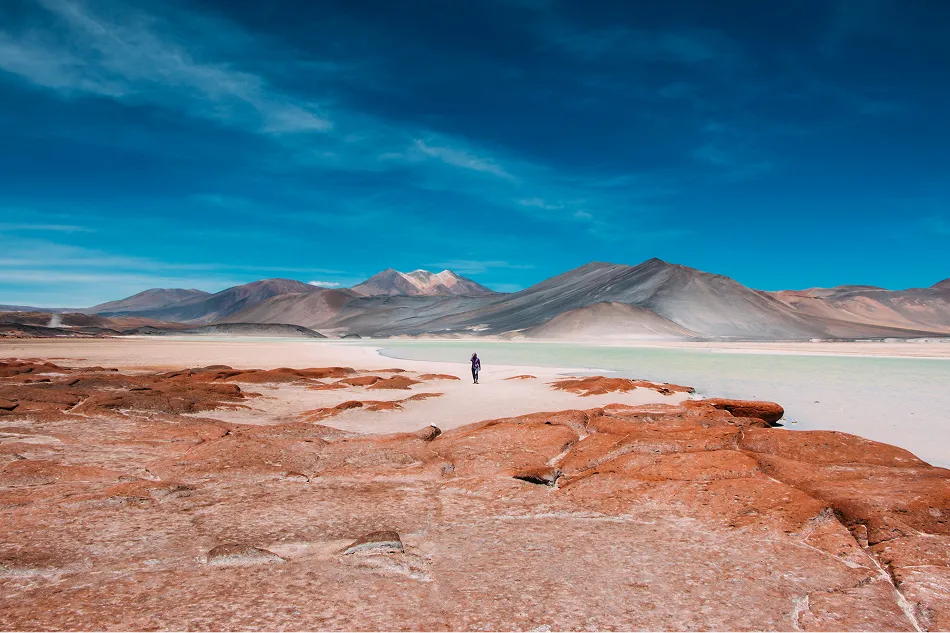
[376,340,950,467]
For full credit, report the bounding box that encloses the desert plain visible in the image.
[1,337,949,631]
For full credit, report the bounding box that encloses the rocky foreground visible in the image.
[1,360,949,630]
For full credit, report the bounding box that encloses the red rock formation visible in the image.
[551,375,694,396]
[0,358,947,630]
[219,366,355,383]
[504,374,537,380]
[691,397,785,423]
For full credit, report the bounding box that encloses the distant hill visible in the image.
[770,281,950,335]
[352,269,495,296]
[0,304,74,313]
[99,279,318,324]
[88,288,210,314]
[0,312,187,338]
[0,311,112,328]
[126,323,326,338]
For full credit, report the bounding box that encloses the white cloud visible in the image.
[413,139,518,181]
[0,0,691,244]
[0,0,331,135]
[573,210,594,221]
[308,280,342,288]
[518,198,562,210]
[0,223,94,233]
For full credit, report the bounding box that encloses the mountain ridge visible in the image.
[102,278,318,324]
[351,268,495,296]
[88,288,211,315]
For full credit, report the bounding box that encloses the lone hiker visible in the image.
[471,353,481,384]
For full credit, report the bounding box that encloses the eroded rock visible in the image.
[412,425,442,441]
[343,531,405,555]
[206,544,286,566]
[695,398,785,424]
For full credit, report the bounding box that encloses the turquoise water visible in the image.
[373,340,950,467]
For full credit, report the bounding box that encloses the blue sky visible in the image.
[1,0,948,306]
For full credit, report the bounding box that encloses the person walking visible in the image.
[470,353,481,384]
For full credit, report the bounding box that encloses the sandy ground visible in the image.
[0,338,689,435]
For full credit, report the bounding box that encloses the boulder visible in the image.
[694,398,785,424]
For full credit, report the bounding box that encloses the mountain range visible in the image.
[3,262,949,341]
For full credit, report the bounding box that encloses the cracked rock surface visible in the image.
[0,358,948,630]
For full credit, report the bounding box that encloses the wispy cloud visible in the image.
[412,139,518,182]
[0,235,342,305]
[0,223,94,233]
[518,198,563,210]
[308,280,342,288]
[0,0,688,241]
[0,0,331,135]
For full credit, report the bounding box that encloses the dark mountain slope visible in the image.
[112,279,318,323]
[87,288,210,315]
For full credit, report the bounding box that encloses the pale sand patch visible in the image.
[0,338,687,435]
[212,373,686,434]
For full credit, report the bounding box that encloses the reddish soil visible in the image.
[418,373,461,381]
[366,375,422,390]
